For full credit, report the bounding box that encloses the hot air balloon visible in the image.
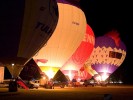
[73,66,93,82]
[0,0,58,79]
[0,66,4,83]
[60,24,95,81]
[33,0,86,80]
[84,57,98,77]
[89,30,126,84]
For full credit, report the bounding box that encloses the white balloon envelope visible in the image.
[33,0,86,79]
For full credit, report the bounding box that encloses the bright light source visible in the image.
[12,63,15,66]
[11,63,15,78]
[68,70,72,81]
[45,69,54,79]
[101,72,109,81]
[118,80,123,84]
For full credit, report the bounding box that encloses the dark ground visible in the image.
[1,85,133,100]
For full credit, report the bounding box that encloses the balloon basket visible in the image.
[8,79,18,92]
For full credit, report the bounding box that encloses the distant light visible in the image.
[90,80,94,84]
[12,63,15,66]
[109,81,113,83]
[114,81,117,83]
[118,80,123,84]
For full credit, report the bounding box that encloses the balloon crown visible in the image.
[105,30,120,47]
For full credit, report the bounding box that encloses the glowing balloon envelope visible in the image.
[0,66,4,83]
[1,0,58,78]
[60,24,95,81]
[89,30,126,81]
[74,66,93,81]
[84,58,98,77]
[33,0,86,79]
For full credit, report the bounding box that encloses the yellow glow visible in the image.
[39,66,59,79]
[45,69,54,79]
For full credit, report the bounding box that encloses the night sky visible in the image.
[80,0,132,84]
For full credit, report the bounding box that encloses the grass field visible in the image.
[0,85,133,100]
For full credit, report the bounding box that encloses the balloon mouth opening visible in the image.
[94,72,111,82]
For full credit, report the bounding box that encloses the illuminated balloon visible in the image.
[33,0,86,79]
[89,30,126,81]
[74,59,98,81]
[74,66,93,81]
[84,58,98,77]
[0,66,4,83]
[60,24,95,81]
[39,66,60,79]
[0,0,58,78]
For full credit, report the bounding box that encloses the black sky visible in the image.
[80,0,132,83]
